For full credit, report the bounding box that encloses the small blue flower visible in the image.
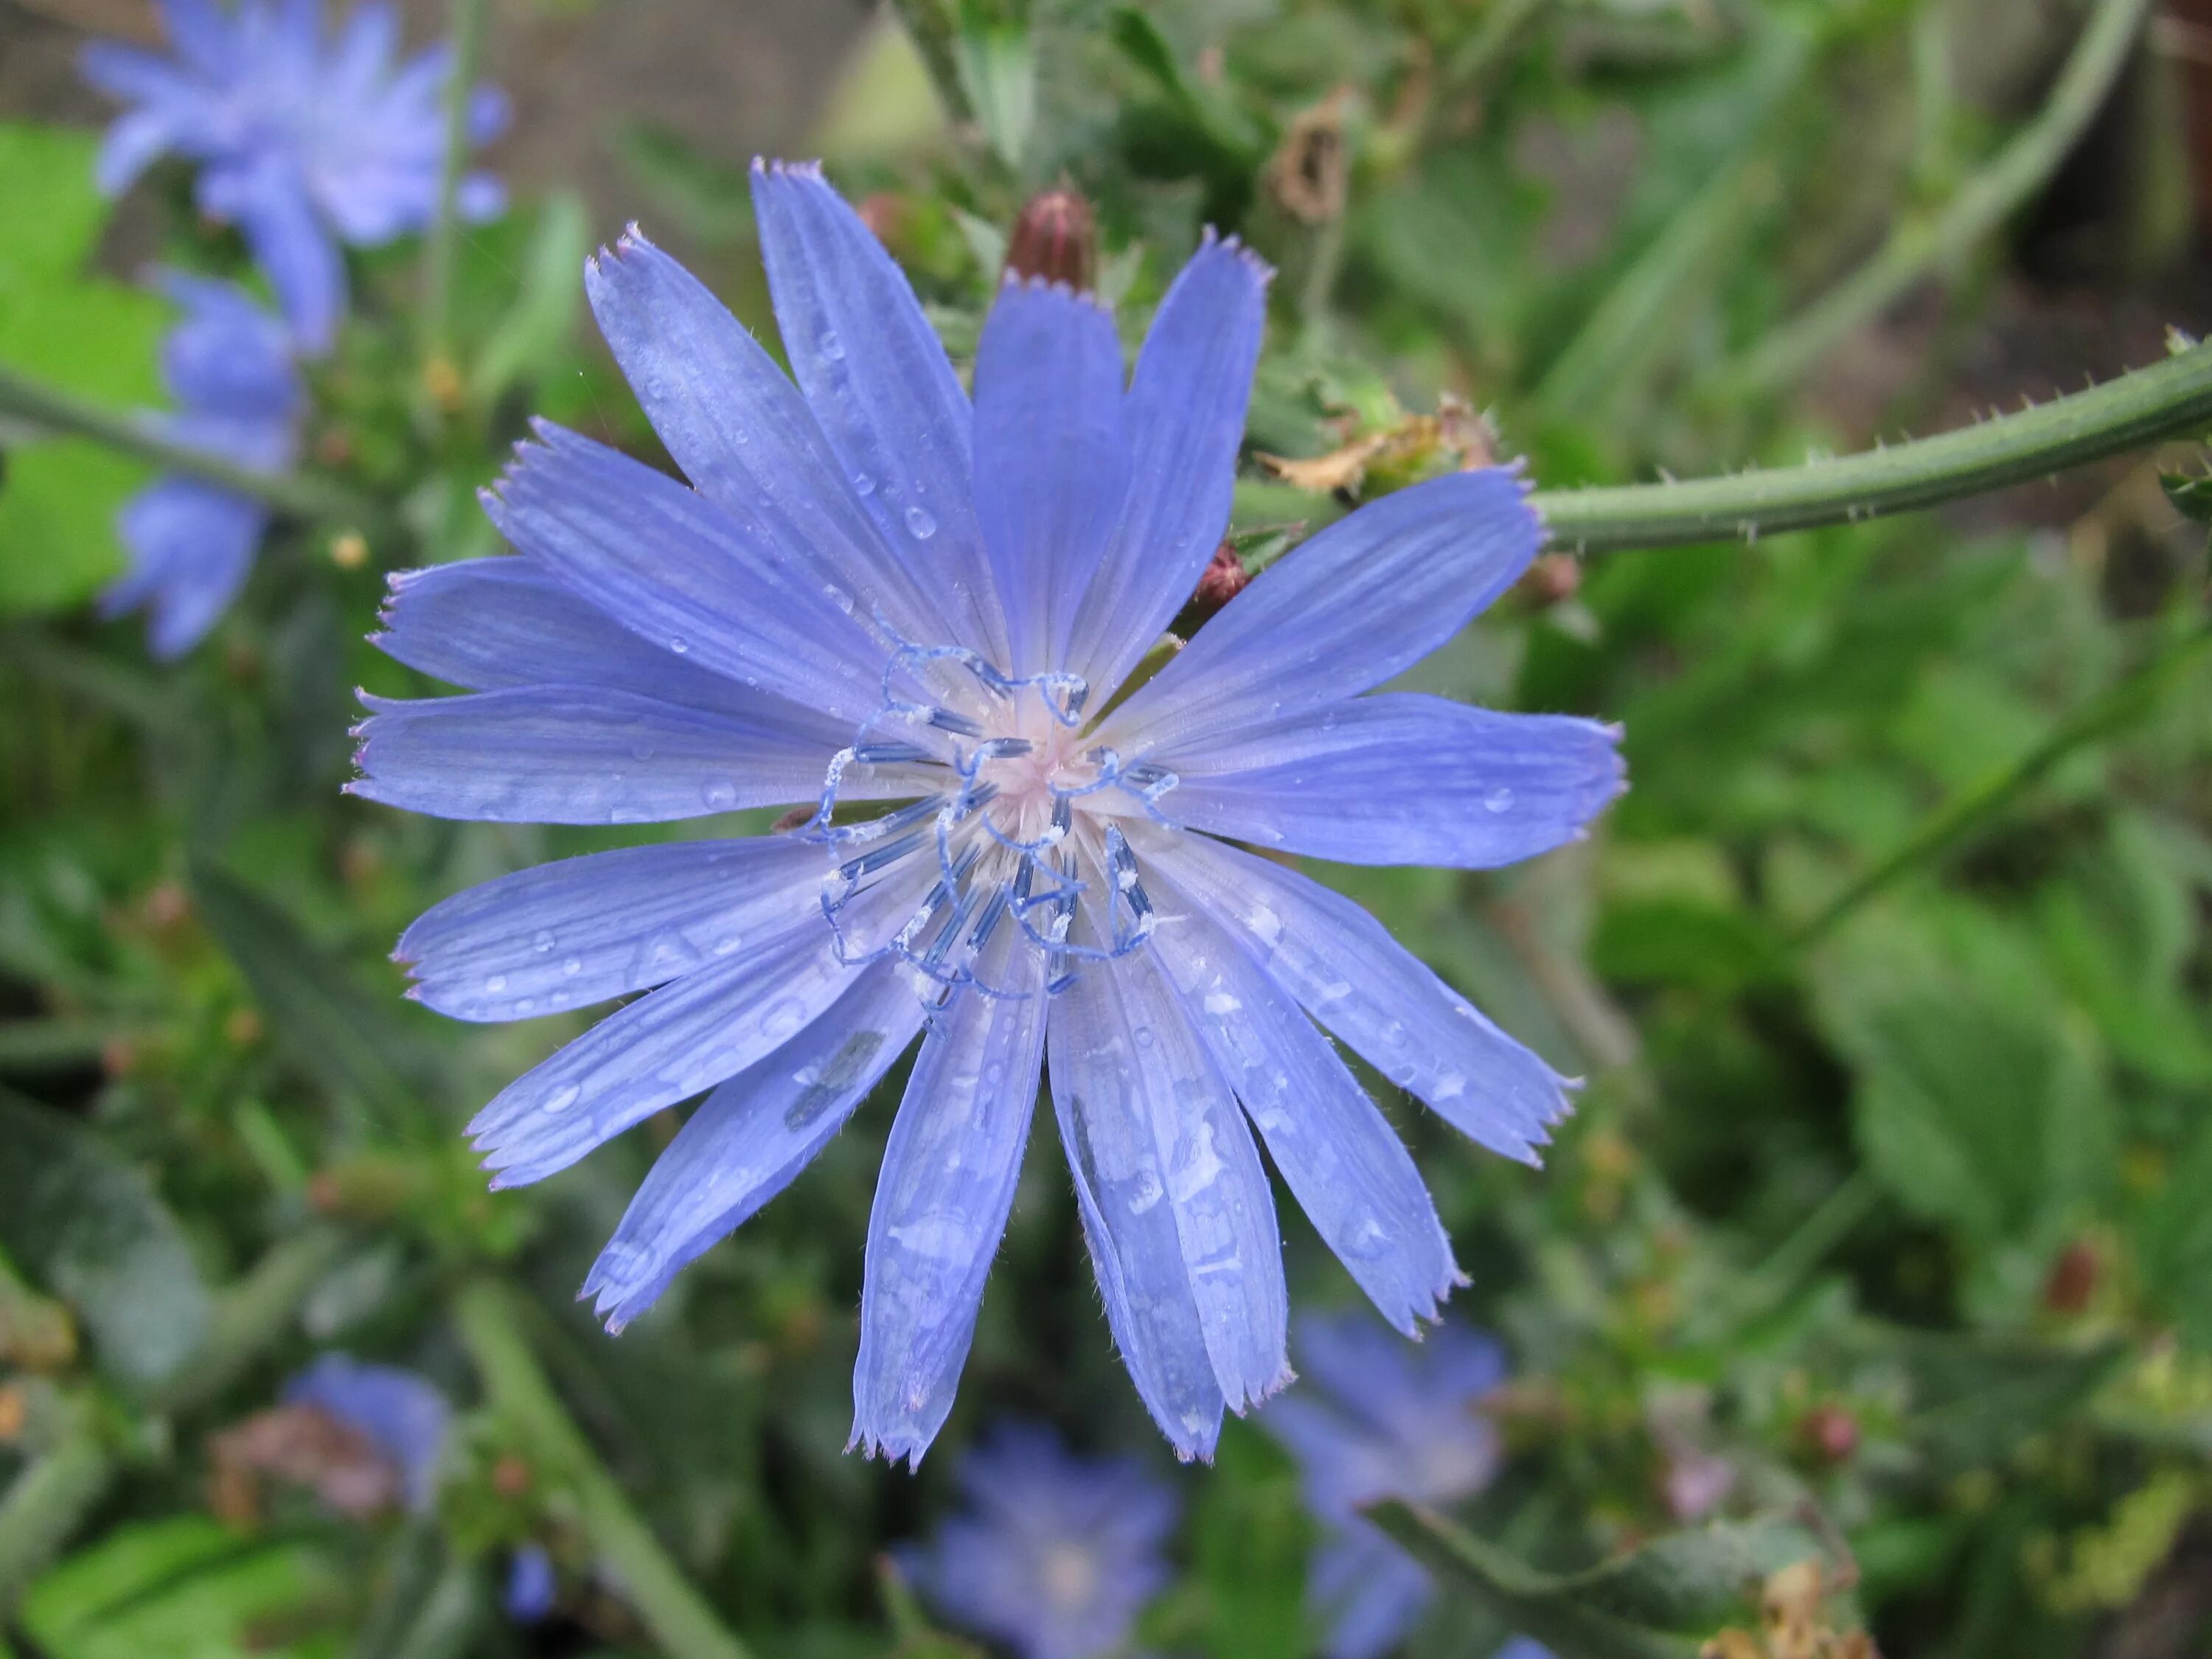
[504,1543,557,1622]
[353,161,1624,1466]
[1259,1312,1512,1659]
[285,1352,451,1514]
[81,0,507,350]
[898,1423,1177,1659]
[100,274,302,658]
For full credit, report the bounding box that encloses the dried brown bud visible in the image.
[1005,188,1098,292]
[209,1404,402,1520]
[1189,544,1251,616]
[1796,1403,1860,1464]
[856,192,908,251]
[490,1454,534,1498]
[1520,552,1582,605]
[2042,1239,2099,1314]
[1267,90,1352,225]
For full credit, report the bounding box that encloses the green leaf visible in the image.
[470,193,590,411]
[953,0,1034,169]
[1879,1330,2126,1478]
[22,1516,341,1659]
[0,125,166,613]
[189,862,436,1124]
[2134,1112,2212,1349]
[1368,1504,1822,1659]
[613,122,756,248]
[0,1088,210,1388]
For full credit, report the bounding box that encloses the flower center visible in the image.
[1038,1541,1101,1612]
[804,644,1178,1004]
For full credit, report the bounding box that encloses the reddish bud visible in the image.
[1796,1403,1860,1464]
[1520,552,1582,605]
[1006,188,1098,292]
[491,1454,533,1498]
[1190,543,1251,616]
[856,192,908,251]
[2042,1239,2100,1314]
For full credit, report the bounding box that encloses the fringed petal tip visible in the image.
[751,155,826,181]
[1194,223,1278,285]
[993,268,1114,314]
[1227,1363,1298,1416]
[846,1429,932,1473]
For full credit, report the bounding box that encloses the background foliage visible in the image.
[3,0,2211,1655]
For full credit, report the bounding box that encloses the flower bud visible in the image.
[1189,543,1251,615]
[1006,188,1097,292]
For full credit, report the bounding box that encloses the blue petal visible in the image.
[971,276,1130,676]
[105,478,264,659]
[1066,944,1289,1413]
[372,557,838,729]
[583,228,958,648]
[1312,1522,1433,1659]
[750,159,1006,664]
[503,1545,556,1624]
[395,836,829,1020]
[463,922,876,1187]
[487,423,893,725]
[1157,694,1624,868]
[1048,969,1239,1460]
[1069,232,1270,700]
[324,0,397,95]
[225,163,345,354]
[851,940,1048,1466]
[157,0,237,74]
[156,273,299,423]
[1100,468,1542,757]
[285,1354,451,1514]
[1134,827,1571,1165]
[92,106,183,198]
[347,686,872,824]
[80,40,195,103]
[585,958,926,1330]
[1147,896,1459,1335]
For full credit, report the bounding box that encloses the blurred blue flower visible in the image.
[898,1423,1177,1659]
[1259,1312,1512,1659]
[81,0,507,350]
[100,274,301,658]
[504,1543,557,1622]
[286,1352,451,1514]
[354,161,1624,1466]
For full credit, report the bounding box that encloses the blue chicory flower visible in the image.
[504,1543,557,1622]
[81,0,507,351]
[286,1352,452,1514]
[1260,1312,1514,1659]
[897,1422,1178,1659]
[350,160,1624,1465]
[100,273,302,658]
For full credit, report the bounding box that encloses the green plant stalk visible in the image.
[420,0,489,373]
[888,0,975,127]
[1443,0,1554,93]
[0,366,381,532]
[1792,619,2212,946]
[1682,1169,1882,1343]
[1529,338,2212,552]
[454,1280,754,1659]
[0,1411,110,1614]
[1726,0,2152,398]
[1366,1503,1701,1659]
[0,1226,346,1621]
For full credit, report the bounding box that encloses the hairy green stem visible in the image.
[1529,338,2212,553]
[888,0,975,127]
[454,1281,754,1659]
[1792,619,2212,945]
[0,367,382,532]
[420,0,489,375]
[1726,0,2152,398]
[0,1412,111,1615]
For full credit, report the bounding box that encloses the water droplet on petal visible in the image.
[1133,1026,1155,1050]
[1484,786,1516,813]
[532,931,554,953]
[852,472,876,497]
[819,330,846,361]
[668,636,689,654]
[485,974,508,993]
[904,505,938,540]
[703,781,738,810]
[563,957,582,977]
[541,1083,581,1114]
